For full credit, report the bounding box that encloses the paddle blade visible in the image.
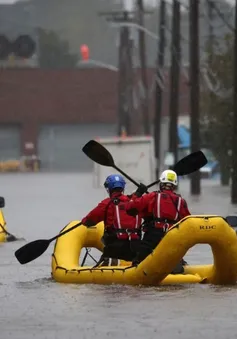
[6,234,18,242]
[173,151,207,176]
[14,239,50,264]
[226,216,237,227]
[82,140,115,167]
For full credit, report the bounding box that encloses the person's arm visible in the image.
[81,200,108,226]
[126,192,155,216]
[127,183,148,199]
[179,198,191,219]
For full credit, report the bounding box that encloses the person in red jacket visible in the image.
[126,169,190,273]
[81,174,142,266]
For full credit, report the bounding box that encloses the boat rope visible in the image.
[81,248,98,267]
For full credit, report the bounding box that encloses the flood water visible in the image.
[0,173,237,339]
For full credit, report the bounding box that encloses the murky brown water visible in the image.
[0,173,237,339]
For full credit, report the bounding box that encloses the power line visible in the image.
[206,0,234,32]
[201,4,234,31]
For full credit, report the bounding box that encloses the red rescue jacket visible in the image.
[81,192,142,240]
[126,190,190,230]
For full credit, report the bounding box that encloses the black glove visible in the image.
[127,207,139,216]
[135,183,148,197]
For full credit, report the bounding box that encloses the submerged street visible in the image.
[0,173,236,339]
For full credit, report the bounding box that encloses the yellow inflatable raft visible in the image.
[51,215,237,286]
[0,209,7,242]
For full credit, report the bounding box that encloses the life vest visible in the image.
[104,195,141,240]
[151,191,182,230]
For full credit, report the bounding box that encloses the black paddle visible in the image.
[226,215,237,227]
[15,221,82,265]
[82,140,208,189]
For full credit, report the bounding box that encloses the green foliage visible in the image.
[37,28,78,68]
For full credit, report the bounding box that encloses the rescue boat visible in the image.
[0,209,8,242]
[51,215,237,286]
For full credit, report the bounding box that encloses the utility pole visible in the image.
[207,0,214,121]
[168,0,181,167]
[126,30,134,135]
[154,0,166,180]
[189,0,201,195]
[118,21,133,136]
[99,11,136,136]
[231,0,237,203]
[136,0,150,135]
[207,0,214,62]
[117,23,131,135]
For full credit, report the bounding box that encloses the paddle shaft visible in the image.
[113,164,140,188]
[48,221,83,243]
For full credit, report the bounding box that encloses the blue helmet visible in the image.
[104,174,126,191]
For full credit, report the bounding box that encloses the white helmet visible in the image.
[159,170,178,186]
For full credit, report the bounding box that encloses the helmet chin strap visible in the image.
[107,188,124,196]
